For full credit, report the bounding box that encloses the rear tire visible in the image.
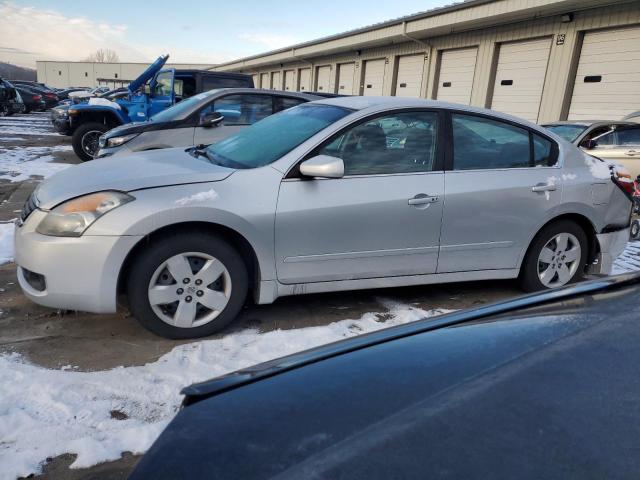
[520,220,588,292]
[72,122,109,161]
[127,233,249,339]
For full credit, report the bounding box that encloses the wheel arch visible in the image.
[117,221,261,305]
[519,213,598,274]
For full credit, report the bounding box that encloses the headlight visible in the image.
[105,133,139,148]
[36,191,134,237]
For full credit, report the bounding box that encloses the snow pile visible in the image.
[0,222,14,264]
[0,145,72,182]
[0,302,449,479]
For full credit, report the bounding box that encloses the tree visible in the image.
[84,49,119,63]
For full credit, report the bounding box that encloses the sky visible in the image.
[0,0,450,68]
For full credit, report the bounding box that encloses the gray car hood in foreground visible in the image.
[35,147,234,209]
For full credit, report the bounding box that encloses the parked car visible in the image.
[130,272,640,480]
[14,85,46,112]
[0,78,19,116]
[0,83,10,116]
[622,111,640,123]
[14,97,632,339]
[543,120,640,178]
[96,89,323,158]
[10,80,54,91]
[55,87,91,101]
[22,84,59,109]
[66,54,254,161]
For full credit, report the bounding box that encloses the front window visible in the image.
[200,94,273,125]
[206,104,351,169]
[318,111,439,175]
[150,91,219,122]
[543,124,588,143]
[153,71,173,97]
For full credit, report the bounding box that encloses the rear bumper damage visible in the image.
[588,227,629,275]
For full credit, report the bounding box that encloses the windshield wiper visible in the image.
[187,144,218,165]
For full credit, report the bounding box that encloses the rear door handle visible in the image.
[531,183,557,193]
[408,194,439,205]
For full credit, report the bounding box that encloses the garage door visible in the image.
[315,65,331,92]
[284,70,295,91]
[298,68,311,92]
[363,59,385,96]
[337,63,355,94]
[395,54,425,97]
[490,37,552,123]
[271,71,281,90]
[436,48,477,105]
[260,73,270,89]
[568,26,640,120]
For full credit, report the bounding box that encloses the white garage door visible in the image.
[337,63,355,94]
[436,47,478,105]
[395,54,425,97]
[363,59,385,96]
[490,37,552,123]
[299,68,311,92]
[271,71,281,90]
[568,26,640,120]
[315,65,331,92]
[260,73,270,89]
[284,70,295,91]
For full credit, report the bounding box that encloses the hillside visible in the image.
[0,62,36,80]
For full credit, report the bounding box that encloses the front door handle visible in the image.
[408,194,439,206]
[532,183,557,193]
[625,150,638,156]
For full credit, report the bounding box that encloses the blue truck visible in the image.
[64,55,253,160]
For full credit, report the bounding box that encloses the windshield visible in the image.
[150,90,220,123]
[206,104,351,169]
[544,124,588,143]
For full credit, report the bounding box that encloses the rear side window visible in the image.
[452,114,557,170]
[202,76,251,90]
[617,127,640,145]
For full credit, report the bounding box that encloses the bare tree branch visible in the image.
[84,49,119,63]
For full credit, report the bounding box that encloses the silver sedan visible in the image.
[14,97,632,338]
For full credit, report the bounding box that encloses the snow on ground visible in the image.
[611,241,640,274]
[0,145,72,182]
[0,302,450,479]
[0,222,14,264]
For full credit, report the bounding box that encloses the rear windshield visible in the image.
[206,104,351,169]
[544,124,588,143]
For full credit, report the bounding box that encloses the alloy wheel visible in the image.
[148,252,232,328]
[537,232,581,288]
[81,130,103,158]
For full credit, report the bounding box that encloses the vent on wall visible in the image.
[500,80,513,86]
[584,75,602,83]
[442,82,452,87]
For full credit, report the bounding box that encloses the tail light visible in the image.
[32,95,41,101]
[611,165,634,198]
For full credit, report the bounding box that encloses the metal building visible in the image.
[212,0,640,123]
[36,61,215,89]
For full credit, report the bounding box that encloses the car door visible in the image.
[193,93,273,145]
[589,125,640,179]
[275,110,445,284]
[438,112,561,273]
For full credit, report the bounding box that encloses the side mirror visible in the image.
[299,155,344,179]
[200,111,224,128]
[581,139,598,150]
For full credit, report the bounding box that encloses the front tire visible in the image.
[127,233,249,339]
[520,220,588,292]
[72,122,109,161]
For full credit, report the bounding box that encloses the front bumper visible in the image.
[14,211,142,313]
[96,144,132,159]
[51,115,70,134]
[588,227,630,275]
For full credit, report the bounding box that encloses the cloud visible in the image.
[0,2,233,68]
[237,32,301,51]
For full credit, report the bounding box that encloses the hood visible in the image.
[34,147,233,209]
[128,54,169,93]
[104,118,184,138]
